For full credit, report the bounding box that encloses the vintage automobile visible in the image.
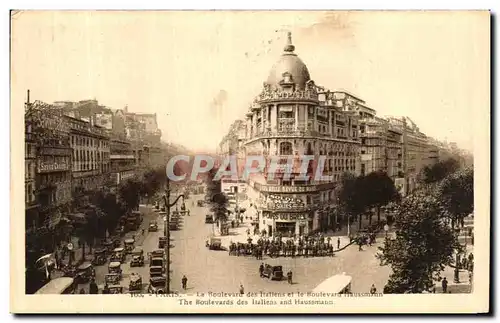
[150,257,165,273]
[206,237,223,250]
[91,248,107,266]
[149,220,158,232]
[129,273,142,292]
[205,214,214,224]
[107,284,124,294]
[262,264,284,281]
[102,240,114,253]
[75,263,94,284]
[130,247,145,267]
[169,221,179,231]
[111,247,126,263]
[108,261,123,279]
[124,238,135,253]
[148,276,167,294]
[158,236,167,249]
[149,266,164,278]
[197,200,205,207]
[105,273,121,285]
[112,238,122,248]
[149,249,165,262]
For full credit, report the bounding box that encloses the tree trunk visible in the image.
[369,213,372,226]
[81,244,86,261]
[377,206,381,223]
[358,214,362,230]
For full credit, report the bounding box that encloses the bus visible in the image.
[313,273,352,294]
[35,277,77,295]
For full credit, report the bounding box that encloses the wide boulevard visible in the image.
[88,194,391,294]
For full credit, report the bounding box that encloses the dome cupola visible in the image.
[265,32,311,91]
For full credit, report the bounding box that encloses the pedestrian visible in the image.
[182,275,188,290]
[239,284,245,295]
[370,284,377,294]
[259,263,264,277]
[442,277,448,293]
[79,288,86,294]
[337,237,340,250]
[287,271,293,284]
[54,251,60,269]
[102,283,109,294]
[89,278,98,294]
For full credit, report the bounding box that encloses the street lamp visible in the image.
[162,177,184,294]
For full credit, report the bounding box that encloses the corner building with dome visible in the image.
[242,33,361,237]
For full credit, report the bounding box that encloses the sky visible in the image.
[12,11,489,153]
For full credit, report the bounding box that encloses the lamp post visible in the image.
[162,178,185,294]
[453,227,461,283]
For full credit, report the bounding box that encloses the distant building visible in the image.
[109,137,136,191]
[25,98,72,251]
[65,115,110,205]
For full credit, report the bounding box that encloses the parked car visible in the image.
[148,277,166,294]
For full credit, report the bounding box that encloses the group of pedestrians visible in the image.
[228,234,344,259]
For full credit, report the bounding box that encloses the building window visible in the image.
[279,142,293,155]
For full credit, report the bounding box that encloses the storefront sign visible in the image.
[264,212,308,221]
[262,185,316,193]
[37,161,70,173]
[267,194,305,209]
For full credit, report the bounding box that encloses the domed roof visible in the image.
[266,32,311,91]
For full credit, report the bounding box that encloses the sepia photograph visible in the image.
[10,10,490,313]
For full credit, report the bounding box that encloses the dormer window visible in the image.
[282,72,293,84]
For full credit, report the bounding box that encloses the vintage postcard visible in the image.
[10,10,490,313]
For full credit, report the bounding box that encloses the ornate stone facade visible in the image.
[243,33,361,236]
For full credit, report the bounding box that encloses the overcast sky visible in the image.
[12,11,489,152]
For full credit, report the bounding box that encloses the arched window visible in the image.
[279,142,293,155]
